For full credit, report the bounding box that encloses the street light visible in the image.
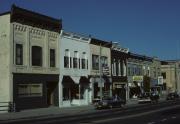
[99,41,113,100]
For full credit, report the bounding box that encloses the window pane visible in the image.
[82,59,85,69]
[101,56,108,67]
[32,46,42,66]
[16,44,23,65]
[64,56,69,68]
[18,84,43,97]
[30,84,43,96]
[73,51,78,68]
[92,55,99,70]
[73,58,78,68]
[50,49,55,67]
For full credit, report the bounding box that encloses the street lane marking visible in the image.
[92,105,180,124]
[171,116,176,119]
[147,122,155,124]
[161,118,167,122]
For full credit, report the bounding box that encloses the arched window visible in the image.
[32,46,42,66]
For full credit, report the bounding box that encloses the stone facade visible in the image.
[161,60,180,94]
[0,13,11,106]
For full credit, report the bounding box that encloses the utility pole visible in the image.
[99,43,103,100]
[99,42,112,100]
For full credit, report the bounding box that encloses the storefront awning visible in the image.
[62,76,75,87]
[80,76,90,84]
[71,76,80,84]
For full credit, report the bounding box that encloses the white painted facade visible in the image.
[0,12,60,112]
[0,14,11,112]
[12,22,60,74]
[59,31,91,107]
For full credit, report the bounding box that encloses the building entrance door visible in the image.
[47,82,58,106]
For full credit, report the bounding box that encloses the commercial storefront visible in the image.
[13,74,59,110]
[60,76,90,107]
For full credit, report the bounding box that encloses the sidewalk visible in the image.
[0,105,95,122]
[0,97,166,122]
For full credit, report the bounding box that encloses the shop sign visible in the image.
[133,76,143,82]
[102,66,109,75]
[102,66,110,75]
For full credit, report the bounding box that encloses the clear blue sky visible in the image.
[1,0,180,60]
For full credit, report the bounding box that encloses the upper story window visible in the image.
[92,54,99,70]
[101,56,108,67]
[162,72,166,79]
[118,60,121,76]
[112,59,116,76]
[32,46,42,66]
[50,49,55,67]
[73,51,78,68]
[16,44,23,65]
[64,49,70,68]
[82,52,86,69]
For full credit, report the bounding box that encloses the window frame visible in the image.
[64,49,70,68]
[31,46,42,66]
[92,54,99,70]
[50,49,56,67]
[16,44,23,65]
[18,83,43,97]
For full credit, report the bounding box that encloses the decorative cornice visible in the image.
[14,24,26,32]
[30,28,45,36]
[48,32,58,38]
[11,5,62,33]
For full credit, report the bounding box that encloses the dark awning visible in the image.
[62,76,76,87]
[80,76,90,85]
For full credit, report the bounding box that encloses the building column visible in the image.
[89,78,94,103]
[110,84,112,97]
[79,84,81,106]
[126,83,129,100]
[59,75,63,107]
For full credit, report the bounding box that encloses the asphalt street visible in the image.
[1,100,180,124]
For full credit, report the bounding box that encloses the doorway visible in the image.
[47,82,58,106]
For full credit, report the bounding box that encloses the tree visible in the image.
[143,76,150,92]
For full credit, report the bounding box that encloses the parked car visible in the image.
[138,92,151,103]
[94,96,126,109]
[138,92,159,104]
[166,92,179,100]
